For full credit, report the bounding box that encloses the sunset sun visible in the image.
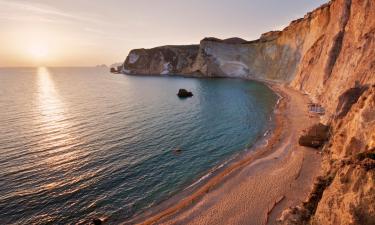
[28,44,49,60]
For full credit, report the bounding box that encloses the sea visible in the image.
[0,67,277,224]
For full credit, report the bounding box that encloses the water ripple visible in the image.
[0,68,277,224]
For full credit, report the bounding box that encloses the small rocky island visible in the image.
[177,89,193,98]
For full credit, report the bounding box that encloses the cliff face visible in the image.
[123,45,199,75]
[122,0,374,224]
[311,88,375,225]
[123,0,374,117]
[122,3,334,82]
[278,85,374,225]
[291,0,375,120]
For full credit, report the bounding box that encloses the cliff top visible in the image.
[201,37,249,44]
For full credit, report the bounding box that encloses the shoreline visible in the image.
[125,82,322,225]
[121,77,281,224]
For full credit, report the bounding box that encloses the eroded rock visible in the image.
[177,89,193,98]
[298,123,330,148]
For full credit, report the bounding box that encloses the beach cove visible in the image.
[127,83,322,225]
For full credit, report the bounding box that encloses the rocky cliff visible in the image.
[122,0,374,224]
[278,1,375,223]
[123,0,374,116]
[123,45,199,75]
[278,84,374,225]
[310,85,375,225]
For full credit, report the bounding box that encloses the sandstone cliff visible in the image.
[122,0,374,224]
[312,139,374,225]
[278,85,374,225]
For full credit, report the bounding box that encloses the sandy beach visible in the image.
[134,84,322,225]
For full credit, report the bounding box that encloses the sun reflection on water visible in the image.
[37,67,65,123]
[36,67,77,166]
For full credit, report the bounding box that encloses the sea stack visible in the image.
[177,89,193,98]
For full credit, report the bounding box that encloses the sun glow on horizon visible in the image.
[28,44,49,60]
[0,0,329,67]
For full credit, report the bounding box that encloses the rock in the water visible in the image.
[298,123,330,148]
[177,89,193,98]
[92,218,102,225]
[172,147,182,155]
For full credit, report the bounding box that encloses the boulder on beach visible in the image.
[298,123,330,148]
[177,89,193,98]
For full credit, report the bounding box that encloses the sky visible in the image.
[0,0,327,67]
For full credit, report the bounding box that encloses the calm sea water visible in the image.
[0,67,277,224]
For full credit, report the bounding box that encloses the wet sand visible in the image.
[135,85,322,225]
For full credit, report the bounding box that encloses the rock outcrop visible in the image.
[310,86,375,225]
[121,0,375,224]
[298,123,330,148]
[177,89,193,98]
[123,45,199,75]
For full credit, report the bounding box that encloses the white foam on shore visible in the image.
[185,173,212,190]
[184,157,233,190]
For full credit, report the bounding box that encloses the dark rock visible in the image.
[202,37,248,44]
[177,89,193,98]
[298,123,330,148]
[110,67,118,73]
[172,147,182,155]
[356,149,375,161]
[92,218,102,225]
[355,149,375,171]
[360,158,375,171]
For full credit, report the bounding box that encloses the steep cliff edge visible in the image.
[122,0,374,224]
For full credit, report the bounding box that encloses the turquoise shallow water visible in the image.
[0,67,277,224]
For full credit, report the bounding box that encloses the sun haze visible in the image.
[0,0,327,67]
